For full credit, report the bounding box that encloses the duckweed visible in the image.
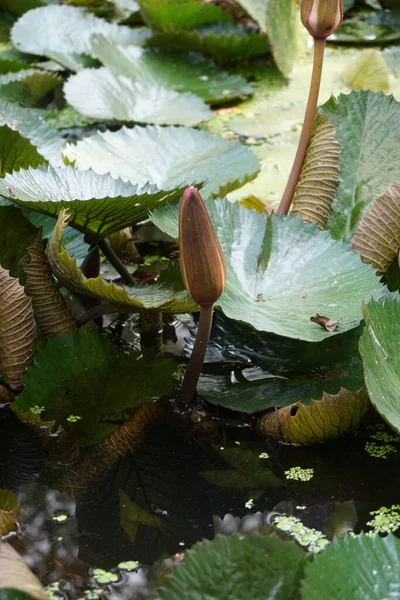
[118,560,139,571]
[365,442,397,459]
[285,466,314,481]
[273,515,329,553]
[367,505,400,535]
[92,568,119,584]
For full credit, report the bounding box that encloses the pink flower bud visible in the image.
[301,0,343,39]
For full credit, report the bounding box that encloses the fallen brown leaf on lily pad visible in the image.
[310,313,339,332]
[0,543,47,599]
[0,489,19,536]
[256,387,371,445]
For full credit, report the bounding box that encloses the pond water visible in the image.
[2,388,399,599]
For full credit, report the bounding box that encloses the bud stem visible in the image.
[277,38,326,215]
[177,303,214,408]
[97,238,135,286]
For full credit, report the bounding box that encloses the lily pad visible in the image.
[301,534,400,600]
[0,69,61,106]
[64,67,212,126]
[11,5,144,70]
[342,49,390,94]
[91,35,252,104]
[63,124,260,197]
[138,0,232,32]
[265,0,299,78]
[147,23,269,65]
[0,206,38,282]
[330,10,400,45]
[0,98,63,165]
[0,165,187,237]
[0,489,19,536]
[159,533,308,600]
[47,210,196,313]
[155,198,381,340]
[16,328,178,446]
[352,184,400,273]
[256,387,370,445]
[321,90,400,241]
[360,298,400,433]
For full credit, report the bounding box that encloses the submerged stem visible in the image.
[277,38,326,215]
[97,238,135,286]
[177,303,214,409]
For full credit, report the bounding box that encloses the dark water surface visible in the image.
[2,406,400,599]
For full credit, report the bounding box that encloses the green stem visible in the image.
[97,238,135,286]
[277,38,326,215]
[177,303,214,409]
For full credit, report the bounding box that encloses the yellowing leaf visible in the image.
[0,266,35,390]
[256,388,370,445]
[47,210,197,313]
[291,114,341,229]
[0,489,19,537]
[342,49,390,94]
[352,184,400,272]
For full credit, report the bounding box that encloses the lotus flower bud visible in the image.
[179,186,226,306]
[301,0,343,39]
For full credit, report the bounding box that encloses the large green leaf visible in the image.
[0,206,38,282]
[147,23,269,65]
[64,67,212,126]
[301,534,400,600]
[320,91,400,242]
[138,0,232,32]
[0,98,63,165]
[63,125,259,197]
[0,126,46,177]
[11,5,145,70]
[359,298,400,433]
[0,165,187,237]
[91,35,252,104]
[155,199,381,341]
[330,9,400,44]
[265,0,299,78]
[0,69,61,106]
[159,533,308,600]
[16,329,178,446]
[47,210,197,313]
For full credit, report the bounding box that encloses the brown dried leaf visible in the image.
[0,266,35,390]
[352,184,400,272]
[310,313,339,332]
[0,543,47,599]
[0,489,19,537]
[291,114,341,229]
[24,233,76,338]
[256,387,370,445]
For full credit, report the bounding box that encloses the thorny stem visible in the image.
[177,303,214,409]
[277,38,326,215]
[97,238,136,286]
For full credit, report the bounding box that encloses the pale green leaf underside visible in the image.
[11,5,145,70]
[360,299,400,433]
[321,90,400,242]
[147,23,269,64]
[155,199,381,340]
[48,210,197,313]
[91,35,252,104]
[63,124,260,197]
[265,0,299,78]
[0,165,186,237]
[342,49,390,94]
[64,67,212,126]
[301,534,400,600]
[0,98,63,165]
[235,0,268,32]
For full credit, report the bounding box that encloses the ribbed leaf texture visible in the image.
[291,115,341,229]
[352,184,400,272]
[256,387,370,445]
[0,543,47,599]
[0,266,35,390]
[24,233,75,338]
